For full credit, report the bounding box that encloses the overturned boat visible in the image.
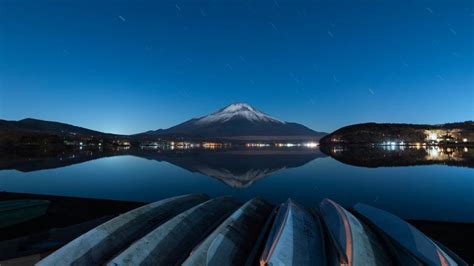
[260,199,326,266]
[183,197,273,266]
[36,194,208,265]
[33,195,467,266]
[108,196,240,266]
[319,199,391,266]
[354,203,466,266]
[0,200,50,229]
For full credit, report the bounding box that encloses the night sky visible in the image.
[1,0,473,134]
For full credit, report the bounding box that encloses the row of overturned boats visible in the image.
[36,194,467,266]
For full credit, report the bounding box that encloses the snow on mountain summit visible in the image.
[219,103,262,113]
[195,103,285,125]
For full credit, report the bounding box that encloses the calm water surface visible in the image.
[0,147,473,223]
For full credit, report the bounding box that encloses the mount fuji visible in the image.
[145,103,327,141]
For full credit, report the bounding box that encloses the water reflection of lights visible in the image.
[381,143,398,151]
[202,142,225,149]
[332,144,470,164]
[427,146,439,158]
[380,141,405,147]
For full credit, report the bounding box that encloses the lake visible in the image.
[1,145,473,223]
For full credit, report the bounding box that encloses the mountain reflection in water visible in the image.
[143,149,325,188]
[0,148,326,188]
[1,145,473,224]
[1,145,473,187]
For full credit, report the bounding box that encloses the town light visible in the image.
[428,133,438,141]
[304,142,318,148]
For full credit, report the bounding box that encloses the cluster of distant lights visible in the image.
[165,142,226,150]
[427,133,468,144]
[246,142,319,148]
[145,141,320,150]
[379,141,433,147]
[380,140,468,147]
[378,133,470,155]
[380,133,468,147]
[380,141,407,146]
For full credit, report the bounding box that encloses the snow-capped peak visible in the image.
[195,103,286,125]
[220,103,255,113]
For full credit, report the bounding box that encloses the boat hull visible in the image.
[0,200,50,229]
[354,203,463,266]
[183,197,273,266]
[319,199,391,266]
[108,197,240,266]
[260,199,326,266]
[37,194,208,266]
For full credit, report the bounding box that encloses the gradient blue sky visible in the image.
[1,0,473,134]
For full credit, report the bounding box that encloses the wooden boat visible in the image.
[353,203,466,266]
[37,194,208,266]
[319,199,391,266]
[260,199,326,266]
[183,197,273,266]
[0,200,50,229]
[108,197,240,266]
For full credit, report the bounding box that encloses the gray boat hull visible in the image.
[37,194,208,266]
[108,196,240,266]
[0,200,50,229]
[260,199,326,266]
[183,197,273,266]
[354,203,462,266]
[319,199,391,266]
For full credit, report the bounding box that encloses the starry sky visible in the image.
[0,0,473,134]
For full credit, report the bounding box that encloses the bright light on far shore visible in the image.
[303,142,318,148]
[428,133,438,141]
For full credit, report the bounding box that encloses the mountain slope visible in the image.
[0,118,109,136]
[146,103,326,140]
[0,118,125,147]
[319,121,474,145]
